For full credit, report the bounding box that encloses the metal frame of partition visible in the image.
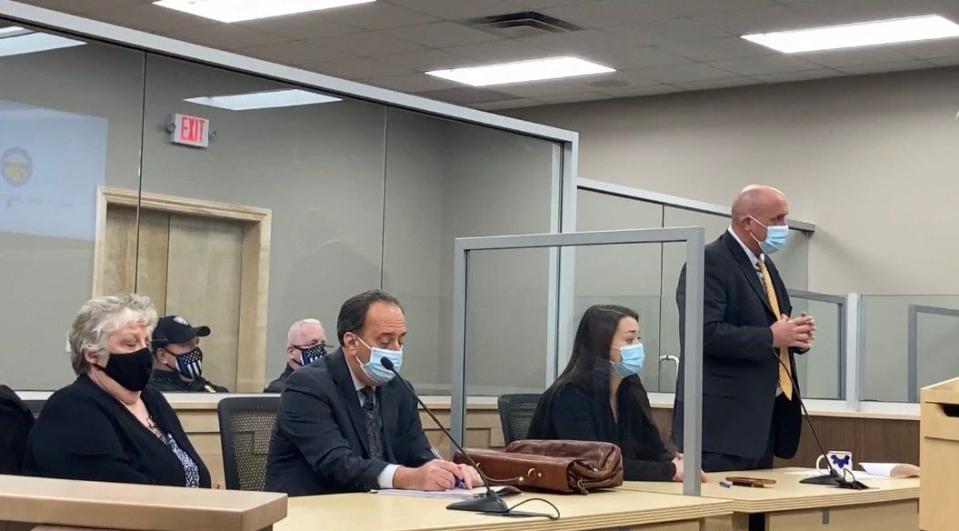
[907,304,959,402]
[451,227,706,495]
[789,289,846,399]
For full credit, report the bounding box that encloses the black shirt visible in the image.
[23,374,211,487]
[528,364,676,482]
[264,365,295,393]
[0,385,33,475]
[150,369,230,393]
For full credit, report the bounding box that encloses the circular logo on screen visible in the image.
[1,147,32,187]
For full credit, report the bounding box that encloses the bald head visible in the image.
[730,185,789,254]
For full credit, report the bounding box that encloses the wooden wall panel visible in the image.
[648,406,919,468]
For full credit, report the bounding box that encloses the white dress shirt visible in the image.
[349,366,399,488]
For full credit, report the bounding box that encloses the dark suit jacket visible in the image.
[150,369,230,393]
[264,365,294,393]
[0,385,33,475]
[265,349,435,496]
[23,375,211,487]
[528,363,676,481]
[672,231,802,460]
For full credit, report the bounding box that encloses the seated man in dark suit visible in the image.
[265,290,480,496]
[264,318,328,393]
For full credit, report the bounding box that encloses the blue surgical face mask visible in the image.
[355,336,403,385]
[749,217,789,255]
[610,342,645,378]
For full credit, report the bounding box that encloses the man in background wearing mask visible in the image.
[152,315,230,393]
[265,290,479,496]
[673,185,815,472]
[264,318,328,393]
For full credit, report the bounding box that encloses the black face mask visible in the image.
[99,346,154,391]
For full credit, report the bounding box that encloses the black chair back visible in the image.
[496,393,541,445]
[217,396,280,491]
[0,386,35,475]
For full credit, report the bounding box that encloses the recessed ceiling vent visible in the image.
[463,11,583,39]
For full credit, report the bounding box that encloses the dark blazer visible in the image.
[264,365,294,393]
[23,374,211,487]
[673,231,802,460]
[265,349,435,496]
[528,363,676,481]
[0,385,34,475]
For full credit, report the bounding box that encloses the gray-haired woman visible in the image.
[23,293,211,487]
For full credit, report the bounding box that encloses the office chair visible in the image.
[217,396,281,491]
[496,393,542,445]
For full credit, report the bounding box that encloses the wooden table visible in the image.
[622,468,919,531]
[0,475,286,531]
[276,488,733,531]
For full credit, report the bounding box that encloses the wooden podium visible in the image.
[920,377,959,531]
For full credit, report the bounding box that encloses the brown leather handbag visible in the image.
[453,439,623,494]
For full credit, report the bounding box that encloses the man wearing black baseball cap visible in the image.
[151,315,229,393]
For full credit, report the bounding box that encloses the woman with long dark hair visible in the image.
[528,304,700,482]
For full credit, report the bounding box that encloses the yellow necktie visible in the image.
[758,258,793,400]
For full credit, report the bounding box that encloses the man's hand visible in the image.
[771,314,814,350]
[454,463,482,489]
[671,455,707,483]
[393,459,463,491]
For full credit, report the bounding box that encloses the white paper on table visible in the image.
[859,462,908,478]
[373,486,503,500]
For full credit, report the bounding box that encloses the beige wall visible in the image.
[506,66,959,296]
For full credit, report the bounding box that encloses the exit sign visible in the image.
[169,113,210,148]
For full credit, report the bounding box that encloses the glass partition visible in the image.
[0,24,145,390]
[789,291,844,400]
[862,295,959,402]
[382,109,561,395]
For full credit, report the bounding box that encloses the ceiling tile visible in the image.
[541,0,677,29]
[781,0,934,28]
[238,14,360,39]
[632,62,738,83]
[385,0,521,19]
[534,91,612,104]
[836,59,935,75]
[513,27,664,53]
[82,3,207,32]
[498,78,614,98]
[309,31,424,56]
[235,40,355,65]
[377,49,468,71]
[418,86,517,103]
[443,39,549,63]
[602,18,733,47]
[708,54,820,75]
[801,47,915,68]
[598,84,680,97]
[644,0,780,18]
[753,68,845,83]
[674,76,758,91]
[505,0,596,8]
[660,36,771,61]
[163,23,290,51]
[17,0,146,14]
[927,56,959,66]
[307,56,416,78]
[385,22,500,48]
[472,98,541,110]
[691,5,808,34]
[595,46,693,69]
[318,2,440,30]
[895,38,959,60]
[363,72,460,92]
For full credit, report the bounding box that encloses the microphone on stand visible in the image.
[379,357,513,514]
[773,349,867,490]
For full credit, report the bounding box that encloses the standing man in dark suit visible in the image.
[265,290,480,496]
[673,185,815,472]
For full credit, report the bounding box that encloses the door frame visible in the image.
[93,186,272,392]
